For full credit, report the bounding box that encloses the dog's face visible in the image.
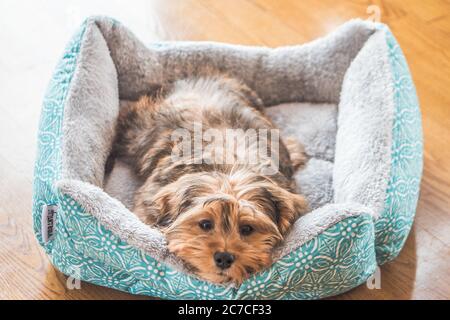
[142,171,307,284]
[165,196,282,283]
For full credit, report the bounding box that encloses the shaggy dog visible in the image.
[112,76,308,284]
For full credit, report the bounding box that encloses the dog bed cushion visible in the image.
[32,16,423,299]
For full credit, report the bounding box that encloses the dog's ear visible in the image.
[242,184,308,235]
[261,186,308,235]
[134,179,215,227]
[150,188,177,227]
[134,185,178,227]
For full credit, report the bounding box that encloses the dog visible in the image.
[112,75,308,284]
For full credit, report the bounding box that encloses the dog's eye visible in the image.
[239,225,254,236]
[199,219,213,231]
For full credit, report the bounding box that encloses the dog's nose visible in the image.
[214,252,235,269]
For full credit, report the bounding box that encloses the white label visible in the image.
[41,204,58,243]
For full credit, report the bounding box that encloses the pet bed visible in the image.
[32,16,423,299]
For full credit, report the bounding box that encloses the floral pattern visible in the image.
[374,24,423,264]
[32,18,422,299]
[32,21,87,251]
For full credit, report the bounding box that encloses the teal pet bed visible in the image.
[32,16,423,299]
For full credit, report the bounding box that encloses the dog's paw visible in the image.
[284,136,307,170]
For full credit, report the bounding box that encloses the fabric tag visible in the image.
[41,204,58,243]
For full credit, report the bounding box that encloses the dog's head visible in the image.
[137,171,307,284]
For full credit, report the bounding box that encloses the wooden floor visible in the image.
[0,0,449,300]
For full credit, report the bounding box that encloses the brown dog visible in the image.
[112,76,308,284]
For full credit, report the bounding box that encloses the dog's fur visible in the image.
[112,76,308,284]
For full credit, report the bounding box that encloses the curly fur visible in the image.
[112,75,307,283]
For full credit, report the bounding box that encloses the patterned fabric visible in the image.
[52,195,375,299]
[32,18,422,299]
[374,25,423,265]
[32,21,88,251]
